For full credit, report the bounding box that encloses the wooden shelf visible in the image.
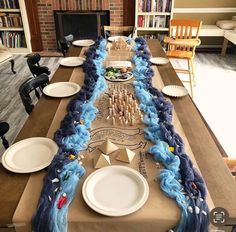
[137,12,171,16]
[135,0,174,39]
[137,27,169,31]
[0,8,20,12]
[0,27,24,31]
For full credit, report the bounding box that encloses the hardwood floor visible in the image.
[171,53,236,158]
[0,55,61,156]
[0,52,235,159]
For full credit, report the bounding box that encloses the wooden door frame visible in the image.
[25,0,43,51]
[123,0,135,26]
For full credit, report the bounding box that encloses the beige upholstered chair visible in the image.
[0,41,16,74]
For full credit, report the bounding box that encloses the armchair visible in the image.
[0,41,16,74]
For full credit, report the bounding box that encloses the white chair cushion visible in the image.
[0,41,13,64]
[0,49,13,64]
[216,20,236,30]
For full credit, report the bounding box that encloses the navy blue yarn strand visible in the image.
[32,37,107,232]
[133,37,209,232]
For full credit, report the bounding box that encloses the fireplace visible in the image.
[54,10,110,49]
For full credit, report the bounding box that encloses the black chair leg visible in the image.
[1,136,9,149]
[10,59,16,74]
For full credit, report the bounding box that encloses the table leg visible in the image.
[221,38,229,56]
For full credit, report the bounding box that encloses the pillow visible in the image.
[216,20,236,30]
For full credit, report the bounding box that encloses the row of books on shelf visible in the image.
[138,15,170,28]
[138,0,172,13]
[0,13,22,27]
[0,0,19,9]
[0,31,25,48]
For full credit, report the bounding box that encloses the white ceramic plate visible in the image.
[108,36,129,42]
[72,39,95,47]
[59,57,84,67]
[43,82,81,98]
[82,165,149,216]
[162,85,189,97]
[150,57,169,65]
[1,137,58,173]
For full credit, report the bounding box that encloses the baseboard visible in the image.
[196,45,236,54]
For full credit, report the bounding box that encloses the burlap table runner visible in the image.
[13,47,214,232]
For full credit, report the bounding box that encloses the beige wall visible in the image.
[173,0,236,46]
[173,13,236,25]
[174,0,236,8]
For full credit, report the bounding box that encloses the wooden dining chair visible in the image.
[103,26,135,40]
[27,53,51,77]
[19,73,49,114]
[164,19,202,97]
[58,34,74,57]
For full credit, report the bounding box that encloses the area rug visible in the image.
[25,51,63,58]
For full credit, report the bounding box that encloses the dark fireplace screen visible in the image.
[54,10,110,49]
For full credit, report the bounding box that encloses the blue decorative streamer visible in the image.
[32,37,107,232]
[132,37,209,232]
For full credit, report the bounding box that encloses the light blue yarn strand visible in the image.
[48,39,108,232]
[132,46,189,232]
[50,161,85,232]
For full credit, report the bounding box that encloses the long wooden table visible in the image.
[0,40,236,231]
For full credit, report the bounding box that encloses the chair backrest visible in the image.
[103,26,135,39]
[27,53,51,77]
[19,74,49,114]
[58,34,74,57]
[0,121,9,149]
[168,19,202,52]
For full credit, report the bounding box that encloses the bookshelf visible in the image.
[135,0,174,43]
[0,0,31,53]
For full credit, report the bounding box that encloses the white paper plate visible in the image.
[43,82,81,98]
[1,137,58,173]
[162,85,189,97]
[82,165,149,216]
[150,57,169,65]
[59,57,84,67]
[72,39,95,47]
[108,36,129,42]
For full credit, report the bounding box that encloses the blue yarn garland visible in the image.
[32,37,107,232]
[132,61,189,231]
[132,38,209,232]
[32,37,209,232]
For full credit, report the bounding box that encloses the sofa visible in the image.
[0,41,16,74]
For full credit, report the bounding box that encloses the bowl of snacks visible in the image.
[105,66,133,82]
